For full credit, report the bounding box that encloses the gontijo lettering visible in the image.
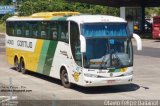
[17,40,32,48]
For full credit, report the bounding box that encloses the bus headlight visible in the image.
[123,71,133,76]
[84,73,98,78]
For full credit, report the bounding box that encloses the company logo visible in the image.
[110,73,113,77]
[72,72,81,82]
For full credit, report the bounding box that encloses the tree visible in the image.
[0,0,12,5]
[18,0,120,16]
[18,1,35,16]
[145,7,160,17]
[0,13,13,23]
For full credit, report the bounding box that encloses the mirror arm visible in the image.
[80,35,86,53]
[133,33,142,51]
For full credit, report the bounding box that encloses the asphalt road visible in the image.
[0,35,160,106]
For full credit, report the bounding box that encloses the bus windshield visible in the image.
[81,23,129,37]
[81,23,133,69]
[83,38,133,69]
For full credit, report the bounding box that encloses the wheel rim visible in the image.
[62,70,69,85]
[15,59,19,71]
[15,61,18,68]
[21,62,25,73]
[63,73,69,84]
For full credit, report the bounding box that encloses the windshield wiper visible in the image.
[112,52,123,67]
[98,54,109,69]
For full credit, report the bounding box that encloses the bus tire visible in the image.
[20,58,27,74]
[14,57,20,72]
[60,68,72,88]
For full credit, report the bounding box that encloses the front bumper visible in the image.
[82,75,133,87]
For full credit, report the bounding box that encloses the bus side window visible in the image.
[53,31,57,39]
[17,22,23,37]
[21,22,25,37]
[70,21,81,66]
[57,21,69,43]
[12,23,15,36]
[40,21,48,39]
[24,22,30,38]
[32,21,39,38]
[6,21,14,36]
[11,22,15,36]
[50,22,57,40]
[41,31,46,38]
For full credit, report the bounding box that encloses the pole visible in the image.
[141,6,145,34]
[52,94,56,106]
[9,77,13,100]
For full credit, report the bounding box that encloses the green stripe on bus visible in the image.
[51,16,68,21]
[37,41,50,73]
[43,41,58,75]
[108,69,115,73]
[115,69,120,72]
[108,69,120,73]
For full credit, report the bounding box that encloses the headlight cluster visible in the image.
[84,73,98,78]
[123,71,133,76]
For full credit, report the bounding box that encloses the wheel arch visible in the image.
[14,55,18,62]
[60,64,71,82]
[14,54,20,63]
[19,55,26,67]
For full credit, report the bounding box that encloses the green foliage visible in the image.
[18,1,35,16]
[0,14,13,23]
[0,14,12,33]
[145,7,160,17]
[0,23,6,33]
[0,0,12,5]
[18,0,119,16]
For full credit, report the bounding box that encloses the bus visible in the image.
[152,16,160,39]
[6,12,142,88]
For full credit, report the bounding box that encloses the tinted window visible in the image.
[57,21,69,43]
[40,22,48,39]
[15,22,23,36]
[70,21,81,66]
[6,21,14,36]
[49,22,57,40]
[24,21,32,37]
[6,21,69,42]
[81,23,128,37]
[31,21,39,38]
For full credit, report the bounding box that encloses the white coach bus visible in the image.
[6,12,142,88]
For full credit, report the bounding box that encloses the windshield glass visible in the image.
[81,23,132,69]
[81,23,129,37]
[83,38,133,69]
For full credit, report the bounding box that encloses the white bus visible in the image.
[6,12,142,88]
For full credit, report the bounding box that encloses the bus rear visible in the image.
[152,16,160,39]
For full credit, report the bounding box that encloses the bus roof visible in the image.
[67,15,126,23]
[7,12,80,21]
[7,12,126,23]
[31,12,80,19]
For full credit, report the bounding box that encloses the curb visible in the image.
[0,33,6,36]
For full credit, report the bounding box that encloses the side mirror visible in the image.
[133,33,142,51]
[80,35,86,53]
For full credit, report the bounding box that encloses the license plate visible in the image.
[107,80,115,84]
